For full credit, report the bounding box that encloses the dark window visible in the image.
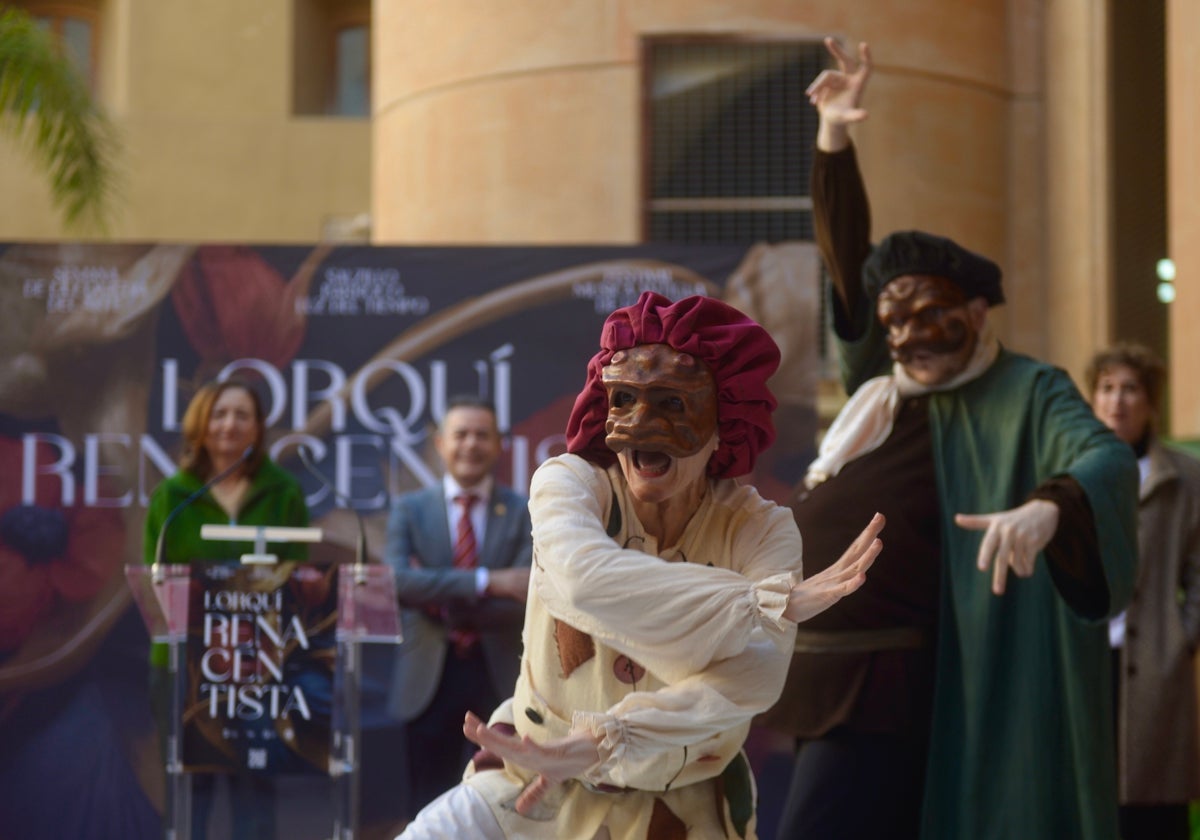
[642,37,825,243]
[293,0,370,117]
[333,23,370,117]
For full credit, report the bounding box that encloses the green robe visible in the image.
[843,331,1138,839]
[820,142,1138,838]
[142,458,309,666]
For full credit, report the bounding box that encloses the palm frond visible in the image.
[0,7,118,231]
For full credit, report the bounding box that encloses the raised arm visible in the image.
[809,37,891,390]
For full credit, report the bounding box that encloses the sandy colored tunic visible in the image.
[465,453,802,839]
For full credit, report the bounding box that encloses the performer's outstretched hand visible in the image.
[784,512,884,623]
[955,499,1059,595]
[808,37,872,152]
[463,711,602,816]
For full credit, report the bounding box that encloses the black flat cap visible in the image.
[862,230,1004,306]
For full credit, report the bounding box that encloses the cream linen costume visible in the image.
[457,453,801,839]
[399,290,799,840]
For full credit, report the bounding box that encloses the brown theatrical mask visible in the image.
[876,274,986,387]
[601,344,718,459]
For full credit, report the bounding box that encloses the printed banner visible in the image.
[184,562,338,775]
[0,240,822,839]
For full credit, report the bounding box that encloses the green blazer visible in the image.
[142,458,309,666]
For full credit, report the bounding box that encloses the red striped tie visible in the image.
[453,494,479,570]
[450,494,480,655]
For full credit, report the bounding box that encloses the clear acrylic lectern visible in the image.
[126,554,400,840]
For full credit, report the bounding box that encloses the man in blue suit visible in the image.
[385,395,533,820]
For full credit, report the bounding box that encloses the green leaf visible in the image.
[0,7,119,231]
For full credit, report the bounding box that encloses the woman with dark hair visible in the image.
[1087,342,1200,840]
[143,377,309,840]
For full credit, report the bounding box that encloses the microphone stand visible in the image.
[297,446,369,584]
[150,443,252,840]
[152,445,254,584]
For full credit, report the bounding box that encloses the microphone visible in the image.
[296,445,369,580]
[153,445,255,578]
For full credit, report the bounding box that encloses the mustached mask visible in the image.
[601,345,718,458]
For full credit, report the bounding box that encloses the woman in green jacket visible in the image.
[143,379,309,571]
[144,377,309,840]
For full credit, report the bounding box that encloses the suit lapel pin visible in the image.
[494,503,507,516]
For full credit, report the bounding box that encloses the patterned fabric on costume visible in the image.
[460,454,802,839]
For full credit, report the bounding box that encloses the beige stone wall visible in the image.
[375,1,1199,381]
[0,0,370,242]
[373,2,1016,246]
[1041,0,1116,390]
[4,0,1188,393]
[372,1,642,243]
[1168,0,1200,438]
[373,0,1052,346]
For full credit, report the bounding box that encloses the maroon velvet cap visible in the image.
[565,292,780,479]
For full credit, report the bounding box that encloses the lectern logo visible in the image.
[183,562,338,775]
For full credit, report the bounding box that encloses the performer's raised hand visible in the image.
[955,500,1059,595]
[463,711,602,816]
[784,512,884,623]
[808,37,873,152]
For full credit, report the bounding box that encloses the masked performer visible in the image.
[398,291,884,839]
[766,38,1139,840]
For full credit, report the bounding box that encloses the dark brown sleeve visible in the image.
[1029,475,1108,619]
[812,143,873,341]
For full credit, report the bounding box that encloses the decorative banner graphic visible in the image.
[184,562,338,775]
[0,240,822,839]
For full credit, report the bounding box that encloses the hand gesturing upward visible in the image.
[807,37,873,153]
